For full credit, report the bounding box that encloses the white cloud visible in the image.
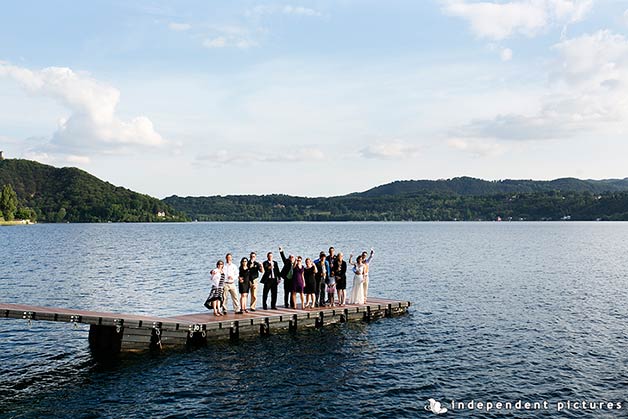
[22,151,52,164]
[0,63,165,156]
[282,5,322,17]
[203,36,258,49]
[203,36,227,48]
[202,25,260,49]
[247,4,322,18]
[66,155,91,164]
[448,138,504,156]
[500,47,513,61]
[197,147,324,166]
[442,0,594,40]
[359,140,421,160]
[168,22,191,31]
[450,30,628,145]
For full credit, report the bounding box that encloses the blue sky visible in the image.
[1,0,628,197]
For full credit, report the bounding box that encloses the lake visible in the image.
[1,222,626,418]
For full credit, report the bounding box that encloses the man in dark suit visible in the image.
[261,251,281,310]
[279,246,295,308]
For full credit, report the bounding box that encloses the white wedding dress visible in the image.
[349,264,366,305]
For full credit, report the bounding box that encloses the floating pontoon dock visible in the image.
[1,298,410,355]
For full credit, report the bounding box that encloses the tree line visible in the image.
[0,184,36,221]
[163,190,628,221]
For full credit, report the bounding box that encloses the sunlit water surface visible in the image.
[1,222,626,418]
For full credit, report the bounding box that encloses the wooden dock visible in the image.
[1,298,410,355]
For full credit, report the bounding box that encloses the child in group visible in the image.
[326,271,337,307]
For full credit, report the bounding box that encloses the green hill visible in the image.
[3,158,628,222]
[0,159,187,222]
[164,177,628,222]
[357,176,628,197]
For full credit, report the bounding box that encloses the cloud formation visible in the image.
[282,5,322,17]
[359,140,421,160]
[197,147,325,166]
[450,29,628,144]
[0,63,165,157]
[442,0,593,40]
[500,47,513,61]
[448,138,504,157]
[202,25,260,49]
[247,4,322,18]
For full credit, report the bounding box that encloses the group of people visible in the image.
[204,246,375,316]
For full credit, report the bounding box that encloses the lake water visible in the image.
[0,222,626,418]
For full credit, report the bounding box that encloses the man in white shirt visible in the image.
[222,253,240,314]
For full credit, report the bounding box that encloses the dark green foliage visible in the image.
[3,158,628,222]
[0,184,18,220]
[14,207,37,221]
[0,159,188,223]
[165,190,628,222]
[358,176,628,197]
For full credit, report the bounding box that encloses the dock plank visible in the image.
[1,297,409,332]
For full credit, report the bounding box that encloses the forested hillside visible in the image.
[164,190,628,221]
[0,159,187,222]
[357,177,628,197]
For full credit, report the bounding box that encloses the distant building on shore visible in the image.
[0,151,4,160]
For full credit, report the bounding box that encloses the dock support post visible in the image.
[260,318,270,337]
[340,309,348,323]
[315,312,324,329]
[363,306,372,322]
[230,321,240,342]
[150,322,163,350]
[385,303,393,318]
[88,324,123,357]
[289,314,298,334]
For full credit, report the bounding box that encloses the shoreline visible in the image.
[0,220,35,226]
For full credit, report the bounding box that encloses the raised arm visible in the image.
[348,254,355,266]
[366,249,374,264]
[279,246,289,264]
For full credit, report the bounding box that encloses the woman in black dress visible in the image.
[237,257,250,314]
[292,256,305,310]
[333,252,348,306]
[303,257,318,309]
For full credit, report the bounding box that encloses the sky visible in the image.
[1,0,628,198]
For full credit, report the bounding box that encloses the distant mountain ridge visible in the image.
[164,176,628,221]
[357,176,628,197]
[2,157,628,222]
[0,159,186,222]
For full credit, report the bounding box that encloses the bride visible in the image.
[348,254,366,305]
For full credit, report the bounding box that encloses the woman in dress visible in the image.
[205,260,226,316]
[237,257,250,314]
[292,256,306,310]
[333,252,348,306]
[348,254,366,305]
[303,257,318,309]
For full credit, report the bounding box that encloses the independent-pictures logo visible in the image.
[424,398,623,414]
[424,399,447,414]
